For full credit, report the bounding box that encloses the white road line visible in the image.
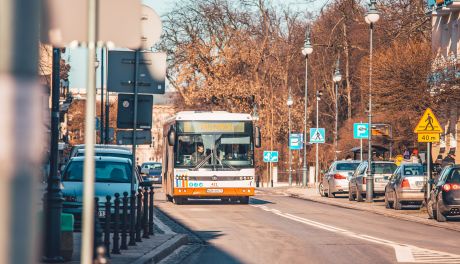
[250,204,460,263]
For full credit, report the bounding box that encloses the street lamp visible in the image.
[333,59,342,161]
[365,0,379,203]
[287,91,293,186]
[315,90,322,186]
[301,27,313,188]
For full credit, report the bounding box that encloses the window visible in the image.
[402,166,424,176]
[372,163,397,174]
[447,168,460,184]
[64,161,132,183]
[336,163,360,171]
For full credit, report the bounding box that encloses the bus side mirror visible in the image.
[167,126,176,146]
[255,126,261,148]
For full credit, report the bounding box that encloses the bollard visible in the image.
[93,197,104,260]
[112,193,121,254]
[142,187,149,238]
[120,192,129,250]
[104,195,112,258]
[136,188,143,242]
[129,190,136,246]
[148,187,154,235]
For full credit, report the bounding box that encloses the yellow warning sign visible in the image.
[418,133,440,143]
[414,108,443,133]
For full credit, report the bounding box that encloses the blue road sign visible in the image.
[310,128,325,143]
[263,151,279,163]
[289,133,303,150]
[353,123,369,139]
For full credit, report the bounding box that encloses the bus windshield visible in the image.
[175,121,254,169]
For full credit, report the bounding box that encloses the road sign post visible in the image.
[413,108,443,202]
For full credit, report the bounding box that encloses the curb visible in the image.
[261,188,460,232]
[131,234,188,264]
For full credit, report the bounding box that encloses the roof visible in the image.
[350,145,389,152]
[77,148,132,154]
[70,156,132,163]
[174,111,253,121]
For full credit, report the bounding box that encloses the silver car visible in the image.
[320,160,361,198]
[384,163,426,210]
[349,161,397,202]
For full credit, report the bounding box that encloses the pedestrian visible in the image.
[442,153,456,168]
[403,149,410,160]
[410,150,420,163]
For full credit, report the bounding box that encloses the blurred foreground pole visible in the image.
[0,0,43,263]
[81,0,97,263]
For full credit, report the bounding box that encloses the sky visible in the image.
[66,0,327,90]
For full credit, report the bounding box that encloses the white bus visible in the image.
[162,111,261,204]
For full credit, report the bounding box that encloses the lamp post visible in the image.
[287,90,294,186]
[316,90,322,186]
[333,59,342,161]
[301,27,313,188]
[365,0,380,203]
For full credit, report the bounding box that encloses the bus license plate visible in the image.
[98,210,106,218]
[207,189,223,193]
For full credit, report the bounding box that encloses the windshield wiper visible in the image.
[192,153,213,170]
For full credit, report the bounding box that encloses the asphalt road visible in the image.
[156,189,460,264]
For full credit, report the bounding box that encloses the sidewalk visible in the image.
[69,214,188,264]
[258,186,460,232]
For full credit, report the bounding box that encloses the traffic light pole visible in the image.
[131,50,140,193]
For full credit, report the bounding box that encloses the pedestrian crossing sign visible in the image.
[310,128,325,143]
[414,108,443,134]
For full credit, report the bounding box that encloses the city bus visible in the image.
[162,111,261,204]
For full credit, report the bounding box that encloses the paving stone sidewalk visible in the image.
[257,186,460,232]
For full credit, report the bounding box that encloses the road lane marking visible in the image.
[250,204,460,263]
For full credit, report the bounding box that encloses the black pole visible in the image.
[112,193,121,254]
[105,49,110,144]
[100,48,104,143]
[136,189,142,242]
[43,47,64,262]
[121,192,129,250]
[104,195,111,258]
[131,50,140,193]
[93,197,104,259]
[129,190,136,246]
[142,187,149,238]
[148,187,154,235]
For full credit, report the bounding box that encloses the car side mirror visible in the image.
[255,126,261,148]
[321,170,326,174]
[167,126,176,146]
[428,178,435,185]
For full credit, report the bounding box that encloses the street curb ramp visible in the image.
[131,234,188,264]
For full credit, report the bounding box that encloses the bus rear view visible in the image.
[163,111,261,204]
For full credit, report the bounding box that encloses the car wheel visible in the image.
[436,200,447,222]
[427,199,434,219]
[394,193,402,210]
[319,183,325,197]
[384,194,392,209]
[166,195,173,202]
[356,188,364,202]
[239,196,249,204]
[173,197,184,205]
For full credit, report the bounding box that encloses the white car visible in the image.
[140,162,162,175]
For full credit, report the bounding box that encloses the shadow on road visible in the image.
[250,198,274,205]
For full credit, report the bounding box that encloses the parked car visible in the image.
[349,161,397,202]
[384,163,426,210]
[320,160,361,198]
[427,165,460,222]
[61,156,142,229]
[69,144,130,158]
[140,162,162,175]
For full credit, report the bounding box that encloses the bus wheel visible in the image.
[166,195,173,202]
[239,196,249,204]
[173,197,184,205]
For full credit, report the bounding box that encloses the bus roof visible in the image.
[174,111,253,121]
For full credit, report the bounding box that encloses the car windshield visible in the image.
[336,163,360,171]
[447,168,460,184]
[176,134,253,168]
[402,166,424,176]
[63,160,132,183]
[372,163,397,174]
